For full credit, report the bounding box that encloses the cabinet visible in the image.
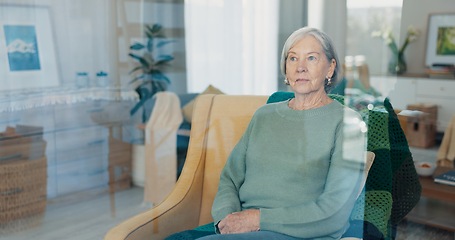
[371,76,455,132]
[0,96,136,199]
[53,125,109,196]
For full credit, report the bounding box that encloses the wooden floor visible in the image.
[0,145,451,240]
[0,187,149,240]
[397,220,454,240]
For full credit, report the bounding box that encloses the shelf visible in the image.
[406,197,455,232]
[406,166,455,232]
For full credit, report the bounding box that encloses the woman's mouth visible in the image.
[295,78,308,83]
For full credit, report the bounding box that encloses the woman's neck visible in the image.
[289,92,333,110]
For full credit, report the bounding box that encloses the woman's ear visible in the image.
[328,59,336,78]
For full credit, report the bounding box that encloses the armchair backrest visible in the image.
[187,94,268,224]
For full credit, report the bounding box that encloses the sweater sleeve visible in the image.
[211,116,255,225]
[259,109,366,239]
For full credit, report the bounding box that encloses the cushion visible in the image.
[182,85,224,123]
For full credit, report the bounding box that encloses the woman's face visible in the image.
[285,35,336,95]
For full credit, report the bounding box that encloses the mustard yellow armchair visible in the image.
[105,93,415,240]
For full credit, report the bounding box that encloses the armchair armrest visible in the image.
[104,189,201,240]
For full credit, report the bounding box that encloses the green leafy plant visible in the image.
[128,23,174,122]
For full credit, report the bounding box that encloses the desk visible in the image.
[406,166,455,232]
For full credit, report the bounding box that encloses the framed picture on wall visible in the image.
[0,4,60,91]
[425,13,455,67]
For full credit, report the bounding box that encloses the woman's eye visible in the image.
[289,56,297,61]
[307,55,318,62]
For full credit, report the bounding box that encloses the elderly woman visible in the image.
[168,27,367,240]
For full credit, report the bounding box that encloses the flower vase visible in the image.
[388,52,407,75]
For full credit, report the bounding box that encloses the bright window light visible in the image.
[347,0,402,9]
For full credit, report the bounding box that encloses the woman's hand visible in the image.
[218,209,260,234]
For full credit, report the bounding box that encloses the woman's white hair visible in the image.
[280,27,340,92]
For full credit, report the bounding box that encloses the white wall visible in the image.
[401,0,455,74]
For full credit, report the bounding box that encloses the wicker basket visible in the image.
[0,126,46,161]
[0,157,47,224]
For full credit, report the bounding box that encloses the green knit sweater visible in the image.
[211,100,367,239]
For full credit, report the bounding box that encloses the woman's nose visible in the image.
[297,59,306,72]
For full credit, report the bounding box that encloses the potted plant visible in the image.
[128,23,174,122]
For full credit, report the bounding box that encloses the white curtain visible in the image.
[184,0,279,95]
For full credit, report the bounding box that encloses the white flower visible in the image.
[406,25,420,43]
[371,30,382,38]
[372,25,420,55]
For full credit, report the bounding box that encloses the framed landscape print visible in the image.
[425,13,455,67]
[0,4,60,91]
[4,25,42,71]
